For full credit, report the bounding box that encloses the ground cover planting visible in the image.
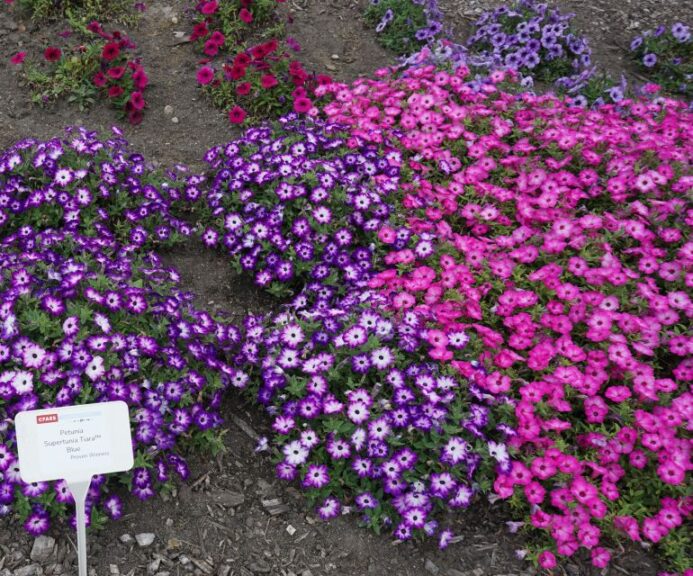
[0,128,247,534]
[198,39,331,124]
[315,66,692,570]
[190,0,283,48]
[12,22,149,124]
[11,0,139,24]
[365,0,444,56]
[629,22,692,99]
[0,0,691,575]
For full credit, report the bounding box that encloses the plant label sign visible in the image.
[15,401,134,576]
[15,400,134,483]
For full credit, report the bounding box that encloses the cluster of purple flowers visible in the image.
[192,117,515,545]
[0,126,197,249]
[629,22,691,98]
[233,289,514,545]
[399,38,469,73]
[199,116,402,298]
[366,0,445,55]
[0,130,244,535]
[466,0,594,93]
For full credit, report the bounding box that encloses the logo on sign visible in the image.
[37,414,59,424]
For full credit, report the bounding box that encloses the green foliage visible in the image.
[19,26,149,124]
[364,0,429,55]
[201,39,327,124]
[630,25,692,98]
[25,47,100,111]
[215,0,278,43]
[191,0,282,51]
[17,0,139,24]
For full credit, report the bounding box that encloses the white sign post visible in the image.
[15,401,134,576]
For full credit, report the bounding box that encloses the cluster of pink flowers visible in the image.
[314,66,692,572]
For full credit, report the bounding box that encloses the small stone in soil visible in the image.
[135,533,156,547]
[30,535,56,563]
[425,559,439,575]
[119,534,134,544]
[248,560,270,573]
[14,565,41,576]
[211,491,245,508]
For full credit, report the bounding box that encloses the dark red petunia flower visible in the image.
[203,39,219,56]
[43,46,62,62]
[132,68,149,90]
[196,66,215,85]
[93,71,107,87]
[102,42,120,61]
[239,8,253,24]
[200,1,218,15]
[191,22,209,41]
[107,66,126,80]
[293,96,312,113]
[234,53,251,67]
[127,108,143,125]
[261,74,278,89]
[236,82,252,96]
[108,85,124,98]
[209,31,225,47]
[228,105,246,124]
[129,91,145,110]
[228,65,246,80]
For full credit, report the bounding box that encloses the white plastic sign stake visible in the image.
[15,401,134,576]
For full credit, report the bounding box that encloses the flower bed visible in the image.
[0,130,243,534]
[0,126,193,244]
[197,39,331,124]
[0,0,691,572]
[15,22,149,124]
[197,115,400,296]
[314,66,692,571]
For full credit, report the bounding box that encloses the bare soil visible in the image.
[0,1,682,575]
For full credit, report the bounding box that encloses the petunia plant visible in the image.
[0,126,195,246]
[197,39,331,124]
[0,128,246,535]
[466,0,595,94]
[364,0,444,56]
[19,22,149,124]
[234,295,515,545]
[197,116,400,296]
[317,65,693,572]
[190,0,285,53]
[629,22,692,99]
[0,236,239,534]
